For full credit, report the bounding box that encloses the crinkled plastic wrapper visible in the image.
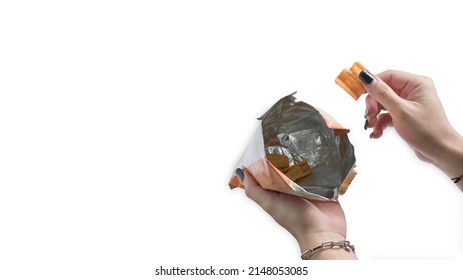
[229,93,356,201]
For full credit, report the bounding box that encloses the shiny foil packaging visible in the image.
[229,93,356,200]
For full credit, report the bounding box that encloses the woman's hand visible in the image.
[243,172,356,260]
[360,70,463,190]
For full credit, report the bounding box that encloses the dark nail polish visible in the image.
[369,133,373,139]
[364,119,368,130]
[359,70,374,85]
[235,168,244,181]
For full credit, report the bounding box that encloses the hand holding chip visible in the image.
[359,69,463,190]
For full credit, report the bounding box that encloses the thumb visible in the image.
[359,70,404,114]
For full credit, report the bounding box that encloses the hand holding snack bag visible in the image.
[227,87,360,259]
[227,63,368,259]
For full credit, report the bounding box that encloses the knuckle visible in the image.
[420,75,435,87]
[412,74,434,88]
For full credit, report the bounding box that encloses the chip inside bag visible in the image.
[229,92,356,200]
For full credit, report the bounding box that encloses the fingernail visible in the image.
[235,168,245,181]
[359,70,374,85]
[364,119,368,130]
[369,133,374,139]
[364,107,368,118]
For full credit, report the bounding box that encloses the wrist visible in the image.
[296,232,357,260]
[431,130,463,189]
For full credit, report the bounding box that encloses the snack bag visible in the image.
[229,93,356,200]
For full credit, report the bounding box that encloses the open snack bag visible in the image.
[229,92,356,201]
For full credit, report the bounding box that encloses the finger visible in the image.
[370,113,393,139]
[359,70,405,115]
[365,94,384,129]
[242,171,276,212]
[365,94,383,118]
[366,115,378,128]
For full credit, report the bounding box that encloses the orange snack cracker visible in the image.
[335,62,368,100]
[266,154,290,169]
[283,160,312,181]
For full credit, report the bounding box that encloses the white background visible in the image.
[1,0,462,279]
